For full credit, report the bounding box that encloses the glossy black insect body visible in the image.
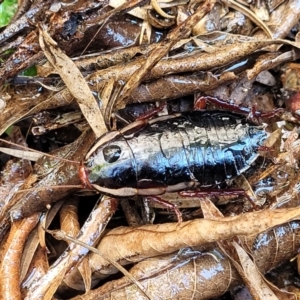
[83,111,267,197]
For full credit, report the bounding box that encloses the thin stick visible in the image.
[46,229,154,300]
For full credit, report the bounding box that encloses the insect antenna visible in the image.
[0,137,89,197]
[0,185,84,196]
[0,138,80,165]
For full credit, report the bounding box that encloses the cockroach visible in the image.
[80,110,268,201]
[1,99,275,223]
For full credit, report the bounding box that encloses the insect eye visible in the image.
[103,145,121,163]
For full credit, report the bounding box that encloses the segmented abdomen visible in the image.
[86,111,267,189]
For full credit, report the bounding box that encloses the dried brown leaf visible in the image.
[74,220,300,299]
[110,0,147,21]
[0,83,68,136]
[59,198,80,243]
[20,215,46,282]
[220,239,296,300]
[25,197,117,300]
[127,72,237,103]
[0,129,33,243]
[228,0,273,38]
[113,0,214,112]
[230,242,279,300]
[38,27,106,138]
[6,130,95,223]
[77,259,93,293]
[71,248,234,300]
[246,51,299,81]
[74,44,157,72]
[37,201,65,251]
[235,241,296,300]
[21,245,49,295]
[0,213,40,300]
[254,0,300,39]
[89,207,300,275]
[199,200,281,299]
[88,38,299,97]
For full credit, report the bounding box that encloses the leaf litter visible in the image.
[1,0,300,299]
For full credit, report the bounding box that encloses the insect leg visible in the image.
[135,102,166,121]
[195,95,283,121]
[257,146,274,152]
[247,104,283,122]
[145,196,183,223]
[194,96,250,115]
[179,189,259,209]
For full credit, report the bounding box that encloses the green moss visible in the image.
[22,65,37,76]
[0,0,17,27]
[4,125,14,135]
